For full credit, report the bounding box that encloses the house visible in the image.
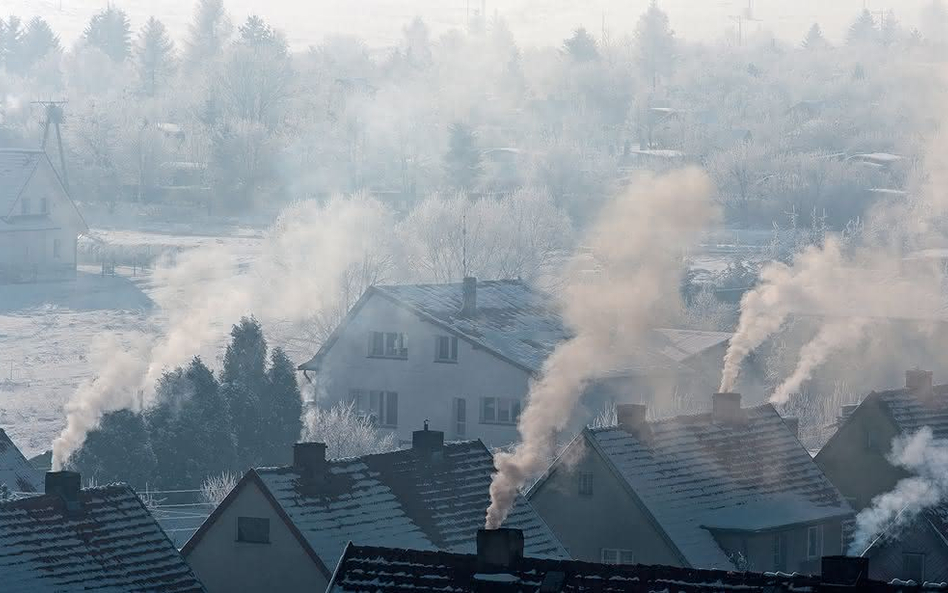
[182,425,565,593]
[0,148,88,283]
[298,277,731,447]
[815,369,948,582]
[528,393,854,574]
[326,527,934,592]
[0,428,43,494]
[0,470,205,592]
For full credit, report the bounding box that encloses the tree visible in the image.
[221,317,269,468]
[136,17,176,97]
[562,27,598,62]
[847,9,877,46]
[403,17,432,69]
[802,23,827,50]
[70,410,157,488]
[219,16,293,126]
[301,401,398,459]
[84,6,132,62]
[444,122,482,191]
[1,16,23,71]
[179,357,238,481]
[880,10,901,47]
[184,0,232,69]
[9,17,60,74]
[635,0,676,89]
[921,0,948,45]
[259,347,302,465]
[237,15,275,46]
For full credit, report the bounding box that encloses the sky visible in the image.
[9,0,933,51]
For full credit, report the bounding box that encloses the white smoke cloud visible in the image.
[486,168,718,528]
[849,427,948,555]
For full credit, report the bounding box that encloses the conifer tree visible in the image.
[136,17,176,96]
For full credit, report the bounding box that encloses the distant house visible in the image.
[528,394,853,573]
[298,277,731,447]
[815,370,948,582]
[326,527,918,593]
[182,426,564,593]
[0,471,205,592]
[0,148,88,283]
[0,428,43,494]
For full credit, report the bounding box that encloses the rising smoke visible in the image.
[485,168,718,528]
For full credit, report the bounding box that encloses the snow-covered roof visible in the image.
[185,439,565,578]
[0,149,44,217]
[871,384,948,440]
[575,404,852,569]
[0,483,205,592]
[0,429,42,494]
[652,328,731,363]
[325,542,913,592]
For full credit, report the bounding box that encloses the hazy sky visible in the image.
[9,0,931,51]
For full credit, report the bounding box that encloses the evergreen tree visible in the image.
[237,15,276,47]
[880,10,900,47]
[922,0,948,45]
[17,17,61,73]
[1,16,24,71]
[635,0,676,90]
[260,347,302,465]
[562,27,599,62]
[221,317,269,468]
[136,17,176,97]
[403,17,432,69]
[71,410,157,488]
[181,357,238,479]
[444,122,482,192]
[802,23,827,50]
[847,9,878,46]
[146,367,193,487]
[84,6,132,62]
[184,0,232,69]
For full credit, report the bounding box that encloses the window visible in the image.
[806,525,824,559]
[435,335,459,362]
[772,532,788,571]
[578,472,593,496]
[369,331,408,358]
[600,548,635,565]
[349,389,398,427]
[902,553,925,582]
[41,197,49,214]
[480,397,522,425]
[53,238,61,259]
[453,398,466,437]
[236,516,270,543]
[20,198,30,215]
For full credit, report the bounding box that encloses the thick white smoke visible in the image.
[486,168,718,528]
[849,427,948,555]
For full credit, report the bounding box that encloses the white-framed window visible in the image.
[480,397,522,425]
[902,553,925,582]
[601,548,635,565]
[53,238,61,259]
[350,389,398,427]
[369,331,408,359]
[806,524,824,560]
[578,472,593,496]
[435,335,458,362]
[452,398,466,437]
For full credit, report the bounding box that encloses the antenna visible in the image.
[33,100,70,192]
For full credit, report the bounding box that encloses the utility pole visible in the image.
[33,100,70,192]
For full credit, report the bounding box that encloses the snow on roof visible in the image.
[326,543,918,592]
[0,149,44,217]
[652,328,731,363]
[872,384,948,440]
[0,429,42,494]
[0,484,205,592]
[250,440,565,574]
[583,404,852,569]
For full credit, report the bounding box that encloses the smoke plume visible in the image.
[485,168,718,528]
[849,427,948,555]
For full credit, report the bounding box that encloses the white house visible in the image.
[298,278,731,447]
[0,148,88,283]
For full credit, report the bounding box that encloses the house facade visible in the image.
[0,149,88,283]
[529,394,853,574]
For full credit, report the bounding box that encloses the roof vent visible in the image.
[459,277,477,317]
[906,369,933,400]
[821,555,868,586]
[294,442,327,494]
[712,392,743,423]
[476,528,524,570]
[616,404,648,435]
[412,420,445,454]
[45,471,81,512]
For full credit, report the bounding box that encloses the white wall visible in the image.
[317,294,532,447]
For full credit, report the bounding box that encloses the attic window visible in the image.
[236,516,270,544]
[600,548,634,565]
[369,331,408,359]
[578,472,593,496]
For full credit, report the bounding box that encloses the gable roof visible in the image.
[0,429,43,495]
[536,404,852,570]
[869,384,948,440]
[184,440,565,577]
[299,279,729,376]
[0,148,88,232]
[0,483,205,592]
[326,543,928,592]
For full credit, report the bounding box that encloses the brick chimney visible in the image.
[477,528,524,570]
[616,404,648,435]
[45,471,81,512]
[821,556,869,586]
[412,420,445,455]
[712,392,743,423]
[906,369,934,400]
[459,277,477,317]
[294,442,327,494]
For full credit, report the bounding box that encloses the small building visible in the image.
[326,527,927,592]
[0,428,43,495]
[528,393,853,573]
[0,471,205,592]
[298,277,730,447]
[0,148,88,283]
[182,426,565,593]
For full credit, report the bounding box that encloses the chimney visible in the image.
[821,556,869,587]
[839,403,858,427]
[783,416,800,438]
[294,442,327,493]
[906,369,934,400]
[476,528,524,570]
[45,471,81,511]
[712,392,743,423]
[459,277,477,317]
[412,420,445,454]
[616,403,648,435]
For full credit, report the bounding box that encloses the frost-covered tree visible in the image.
[562,27,599,62]
[219,15,293,126]
[8,17,60,74]
[200,471,240,506]
[922,0,948,44]
[403,17,432,69]
[847,9,878,46]
[635,0,676,89]
[184,0,232,70]
[880,10,901,47]
[444,122,482,191]
[301,401,398,459]
[802,23,827,50]
[84,6,132,62]
[0,16,24,70]
[136,17,176,97]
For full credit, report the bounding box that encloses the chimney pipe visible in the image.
[45,471,81,511]
[783,416,800,438]
[412,420,445,454]
[616,404,648,435]
[459,277,477,317]
[821,555,869,586]
[712,392,743,423]
[294,442,327,494]
[906,369,934,400]
[477,528,524,570]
